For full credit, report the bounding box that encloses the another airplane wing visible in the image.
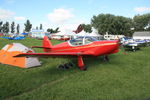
[14,52,89,58]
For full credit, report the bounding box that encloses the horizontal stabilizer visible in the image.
[32,46,51,49]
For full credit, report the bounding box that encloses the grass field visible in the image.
[0,38,150,100]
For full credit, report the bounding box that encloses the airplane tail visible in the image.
[32,36,52,52]
[43,36,52,52]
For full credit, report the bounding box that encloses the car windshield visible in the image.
[69,36,98,46]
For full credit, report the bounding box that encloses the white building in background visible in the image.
[133,31,150,40]
[104,32,125,40]
[30,29,50,39]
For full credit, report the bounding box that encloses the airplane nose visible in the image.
[116,39,121,46]
[112,40,120,49]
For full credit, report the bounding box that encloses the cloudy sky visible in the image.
[0,0,150,32]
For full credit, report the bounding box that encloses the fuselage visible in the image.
[49,40,119,56]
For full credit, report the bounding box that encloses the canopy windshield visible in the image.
[69,36,98,46]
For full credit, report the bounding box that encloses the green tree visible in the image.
[47,28,52,33]
[24,20,32,32]
[36,26,38,30]
[47,27,59,33]
[55,27,59,33]
[81,24,92,33]
[17,24,20,34]
[40,24,43,30]
[2,23,5,33]
[0,21,3,33]
[2,22,9,35]
[5,22,9,33]
[11,21,15,34]
[91,13,132,36]
[113,16,133,36]
[133,13,150,31]
[91,14,116,35]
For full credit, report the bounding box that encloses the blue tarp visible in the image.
[0,36,25,40]
[21,33,28,35]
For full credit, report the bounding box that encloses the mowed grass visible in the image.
[0,38,150,100]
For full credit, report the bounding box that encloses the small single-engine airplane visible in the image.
[120,37,148,51]
[14,36,119,70]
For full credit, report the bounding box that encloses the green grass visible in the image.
[0,38,150,100]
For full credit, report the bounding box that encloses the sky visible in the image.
[0,0,150,32]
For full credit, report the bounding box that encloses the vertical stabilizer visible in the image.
[43,36,52,52]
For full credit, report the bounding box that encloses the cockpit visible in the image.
[68,36,98,46]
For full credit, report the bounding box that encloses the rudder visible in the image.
[43,36,52,52]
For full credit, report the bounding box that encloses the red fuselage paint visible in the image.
[48,40,119,56]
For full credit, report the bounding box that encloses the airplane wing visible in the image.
[14,52,89,58]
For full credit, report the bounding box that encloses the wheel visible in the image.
[67,62,74,68]
[58,64,65,69]
[80,66,87,71]
[58,62,74,70]
[103,55,109,62]
[63,63,70,69]
[58,63,72,70]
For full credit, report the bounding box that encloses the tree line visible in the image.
[0,19,60,34]
[84,13,150,36]
[0,21,20,34]
[0,13,150,36]
[0,20,41,35]
[51,13,150,36]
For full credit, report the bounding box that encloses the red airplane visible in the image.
[14,36,119,70]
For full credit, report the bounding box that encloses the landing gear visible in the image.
[103,55,109,62]
[79,66,87,71]
[77,56,87,71]
[58,62,74,70]
[58,56,87,71]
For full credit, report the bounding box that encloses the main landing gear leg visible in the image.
[78,56,86,71]
[103,55,109,62]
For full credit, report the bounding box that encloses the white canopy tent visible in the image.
[51,27,102,40]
